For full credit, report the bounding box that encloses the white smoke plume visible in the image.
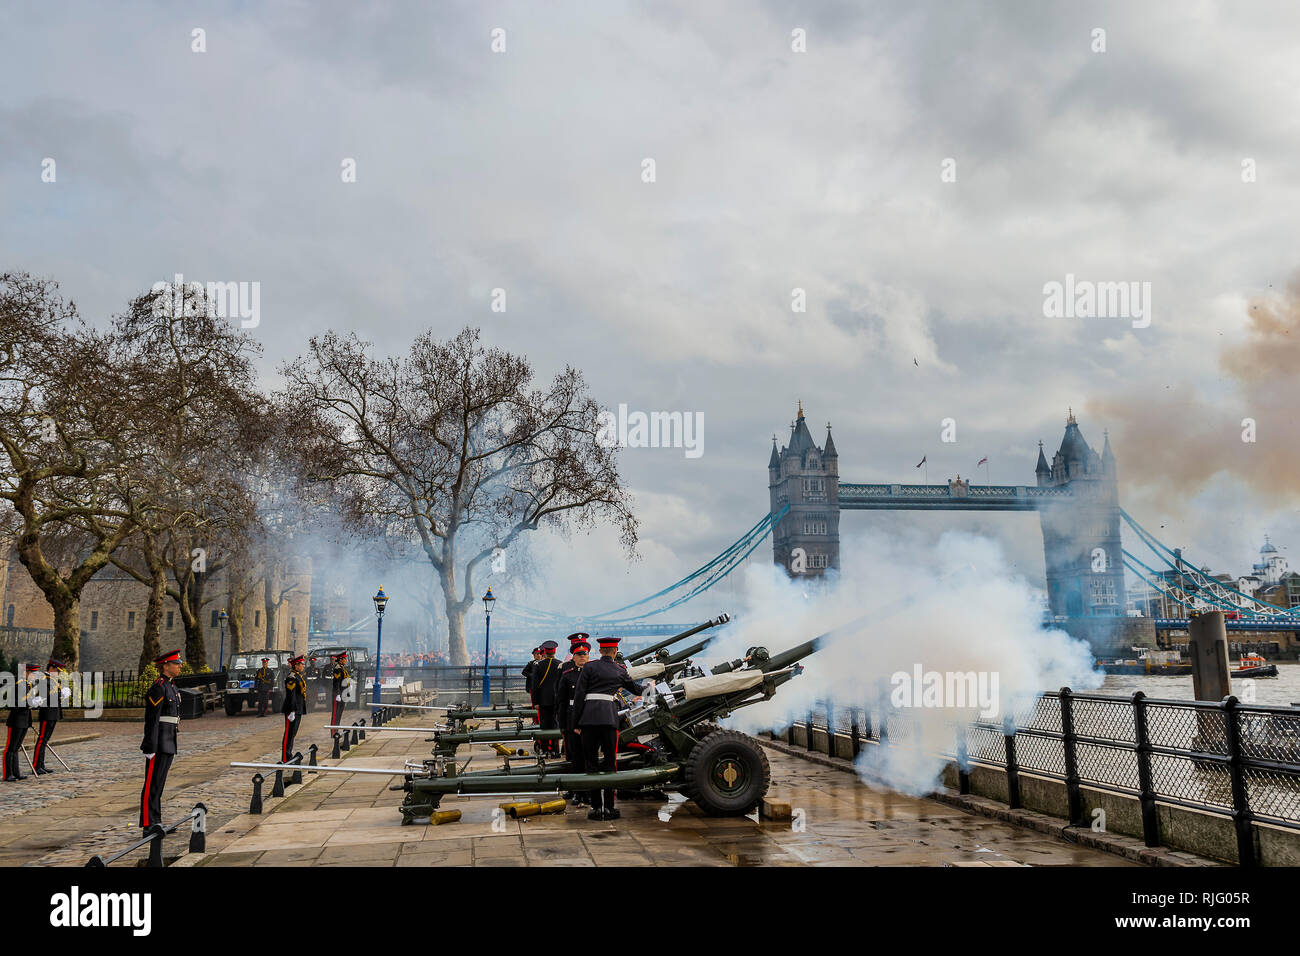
[700,528,1102,796]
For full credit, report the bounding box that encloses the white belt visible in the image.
[585,693,615,702]
[160,716,180,724]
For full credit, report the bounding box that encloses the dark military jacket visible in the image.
[37,671,67,721]
[531,655,560,707]
[572,657,642,728]
[282,671,307,716]
[141,677,181,754]
[254,666,275,688]
[556,663,583,732]
[521,660,537,699]
[331,662,349,700]
[6,679,34,729]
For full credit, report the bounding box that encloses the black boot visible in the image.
[3,752,14,782]
[11,754,27,780]
[586,790,604,820]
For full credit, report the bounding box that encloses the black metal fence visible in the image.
[782,690,1300,865]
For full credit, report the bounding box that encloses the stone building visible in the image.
[0,542,312,671]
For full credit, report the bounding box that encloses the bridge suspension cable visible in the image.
[1120,509,1300,619]
[495,504,790,626]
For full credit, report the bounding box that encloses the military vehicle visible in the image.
[223,650,293,716]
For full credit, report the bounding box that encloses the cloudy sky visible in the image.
[4,1,1299,619]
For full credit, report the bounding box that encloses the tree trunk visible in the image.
[50,594,80,670]
[440,564,470,665]
[263,572,279,651]
[228,587,245,655]
[138,562,166,670]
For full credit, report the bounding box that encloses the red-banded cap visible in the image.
[154,649,183,665]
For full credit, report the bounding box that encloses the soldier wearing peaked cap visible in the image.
[573,636,644,820]
[522,647,543,705]
[532,641,561,756]
[254,657,274,717]
[140,650,183,831]
[32,657,71,775]
[281,656,307,762]
[556,637,590,804]
[330,652,350,738]
[4,664,40,781]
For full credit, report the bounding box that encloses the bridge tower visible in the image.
[1036,410,1139,651]
[770,402,840,576]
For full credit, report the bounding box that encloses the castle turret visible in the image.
[769,403,840,576]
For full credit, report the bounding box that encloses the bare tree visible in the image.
[105,283,266,666]
[282,328,638,664]
[0,274,140,666]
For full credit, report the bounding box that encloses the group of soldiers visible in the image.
[523,632,644,820]
[3,657,72,781]
[138,647,352,834]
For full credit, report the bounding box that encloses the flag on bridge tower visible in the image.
[916,455,926,468]
[977,457,988,467]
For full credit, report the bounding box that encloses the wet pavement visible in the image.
[180,720,1140,867]
[0,706,369,865]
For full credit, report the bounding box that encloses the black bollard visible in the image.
[331,734,341,758]
[271,767,285,798]
[350,723,360,747]
[339,727,351,752]
[189,803,207,854]
[308,743,318,767]
[290,753,303,785]
[250,773,264,814]
[146,824,165,868]
[359,718,366,741]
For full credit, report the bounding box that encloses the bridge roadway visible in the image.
[837,482,1072,511]
[176,718,1144,867]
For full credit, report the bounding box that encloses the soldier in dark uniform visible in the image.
[140,649,183,832]
[572,637,643,820]
[281,655,307,762]
[254,657,274,717]
[532,640,561,756]
[4,664,39,781]
[555,638,589,804]
[522,647,542,709]
[32,657,70,774]
[329,652,350,737]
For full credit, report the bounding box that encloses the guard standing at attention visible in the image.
[4,664,39,781]
[522,647,543,707]
[254,657,275,717]
[140,649,183,832]
[32,657,70,774]
[532,640,561,756]
[281,655,307,762]
[572,637,643,820]
[330,652,350,737]
[555,637,590,804]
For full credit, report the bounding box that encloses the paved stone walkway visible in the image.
[180,721,1140,867]
[0,706,369,866]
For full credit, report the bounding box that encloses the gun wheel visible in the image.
[682,730,770,816]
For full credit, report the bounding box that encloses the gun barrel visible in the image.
[625,614,730,663]
[662,636,713,666]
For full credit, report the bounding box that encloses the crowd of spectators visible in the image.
[378,648,512,670]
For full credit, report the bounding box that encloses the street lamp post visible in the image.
[218,609,228,672]
[371,587,388,706]
[481,588,496,706]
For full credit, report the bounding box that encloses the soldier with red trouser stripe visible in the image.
[33,657,71,775]
[572,636,643,821]
[3,664,39,781]
[330,652,350,737]
[281,656,307,762]
[140,650,183,833]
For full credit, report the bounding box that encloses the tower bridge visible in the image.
[768,404,1155,655]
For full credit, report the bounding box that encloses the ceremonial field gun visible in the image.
[622,614,731,665]
[392,624,829,824]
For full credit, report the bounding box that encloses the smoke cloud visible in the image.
[1092,274,1300,505]
[701,528,1101,796]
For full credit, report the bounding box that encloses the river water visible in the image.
[1097,662,1300,707]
